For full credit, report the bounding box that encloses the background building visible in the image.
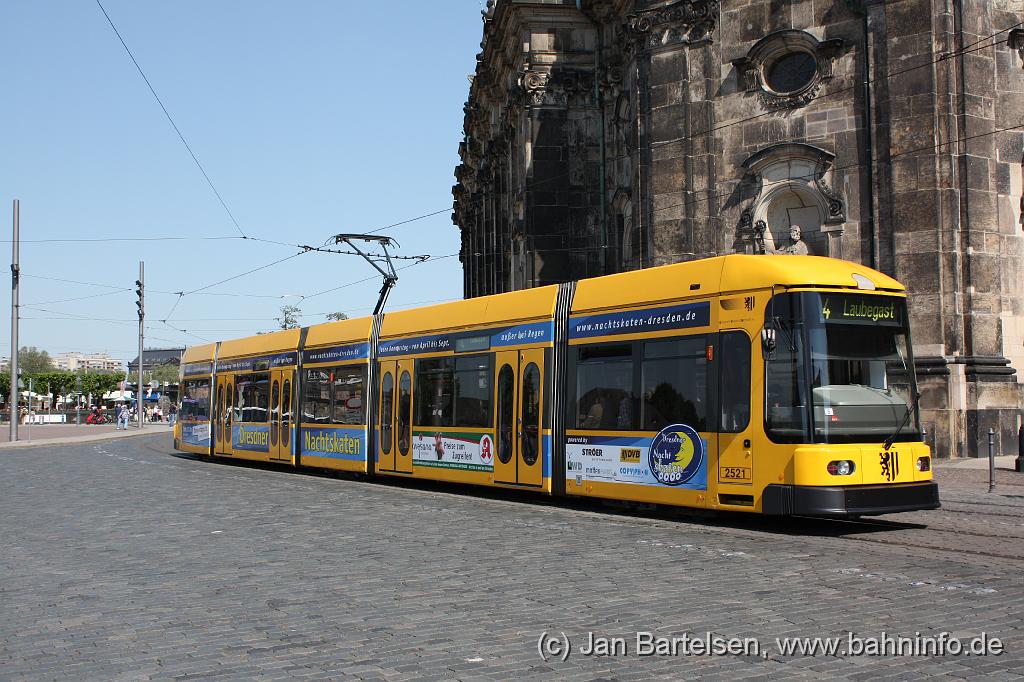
[128,348,184,410]
[53,352,123,373]
[452,0,1024,457]
[127,348,184,375]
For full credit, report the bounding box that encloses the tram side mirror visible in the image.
[761,327,777,356]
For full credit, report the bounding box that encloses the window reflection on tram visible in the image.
[234,373,269,422]
[302,366,365,425]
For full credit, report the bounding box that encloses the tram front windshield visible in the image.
[764,292,919,444]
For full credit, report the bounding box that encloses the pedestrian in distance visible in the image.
[116,403,130,430]
[168,403,177,428]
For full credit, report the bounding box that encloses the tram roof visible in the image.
[218,327,301,360]
[379,284,558,339]
[572,255,903,312]
[181,343,216,364]
[304,315,373,348]
[182,256,904,361]
[719,255,903,291]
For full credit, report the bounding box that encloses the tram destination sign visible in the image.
[818,294,904,327]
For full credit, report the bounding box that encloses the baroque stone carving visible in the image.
[734,209,755,253]
[624,0,720,53]
[521,70,550,106]
[600,57,625,103]
[517,67,596,107]
[814,173,846,224]
[732,30,845,111]
[752,220,772,254]
[757,84,823,111]
[1010,28,1024,66]
[735,143,847,253]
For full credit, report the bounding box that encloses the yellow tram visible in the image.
[174,255,939,516]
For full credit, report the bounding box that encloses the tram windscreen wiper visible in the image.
[883,403,912,451]
[882,341,913,451]
[772,315,797,352]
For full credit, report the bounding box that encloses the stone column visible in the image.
[625,0,720,266]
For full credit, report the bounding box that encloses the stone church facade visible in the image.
[451,0,1024,458]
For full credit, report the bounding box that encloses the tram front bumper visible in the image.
[762,482,940,516]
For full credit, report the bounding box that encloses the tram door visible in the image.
[268,369,293,462]
[377,360,414,474]
[716,331,754,487]
[215,375,232,454]
[493,349,544,487]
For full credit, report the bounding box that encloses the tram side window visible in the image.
[641,336,707,431]
[574,344,637,430]
[454,355,490,427]
[303,369,332,424]
[331,366,365,425]
[416,358,454,426]
[302,366,366,424]
[765,331,809,440]
[235,373,269,422]
[181,379,210,420]
[719,332,751,433]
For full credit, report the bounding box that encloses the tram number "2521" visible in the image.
[719,467,751,481]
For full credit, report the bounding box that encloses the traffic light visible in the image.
[135,279,144,319]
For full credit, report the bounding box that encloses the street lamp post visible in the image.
[26,376,32,443]
[9,200,19,442]
[136,261,144,430]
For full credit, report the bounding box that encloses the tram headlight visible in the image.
[827,460,855,476]
[916,456,931,472]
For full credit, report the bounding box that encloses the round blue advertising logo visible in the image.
[648,423,704,486]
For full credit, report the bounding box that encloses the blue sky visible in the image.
[2,1,484,363]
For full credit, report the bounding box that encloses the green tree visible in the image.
[18,346,53,374]
[0,370,124,408]
[145,364,180,385]
[34,371,75,408]
[276,304,302,329]
[326,312,349,321]
[77,372,123,401]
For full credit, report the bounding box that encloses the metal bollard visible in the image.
[988,427,995,493]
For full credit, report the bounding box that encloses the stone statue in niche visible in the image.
[770,224,809,255]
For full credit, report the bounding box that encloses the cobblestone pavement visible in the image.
[2,435,1023,680]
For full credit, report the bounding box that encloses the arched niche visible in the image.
[736,143,846,256]
[612,188,636,270]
